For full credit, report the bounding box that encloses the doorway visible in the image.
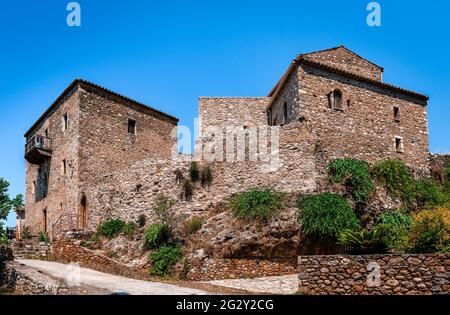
[78,194,87,230]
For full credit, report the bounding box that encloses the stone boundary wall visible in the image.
[187,258,297,281]
[0,261,68,295]
[298,254,450,295]
[0,246,13,262]
[12,241,52,260]
[53,238,148,280]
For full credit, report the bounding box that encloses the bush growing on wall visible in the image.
[149,245,182,277]
[183,217,204,235]
[375,209,413,251]
[298,193,360,240]
[229,189,284,222]
[407,204,450,253]
[37,231,49,243]
[200,164,213,187]
[415,179,449,208]
[144,223,170,250]
[97,219,126,239]
[337,228,386,254]
[371,159,416,203]
[188,162,200,183]
[327,158,375,204]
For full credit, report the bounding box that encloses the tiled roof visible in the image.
[24,79,179,138]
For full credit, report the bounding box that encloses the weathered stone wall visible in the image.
[298,254,450,295]
[83,121,318,228]
[23,81,178,237]
[297,63,429,174]
[0,261,67,295]
[186,258,297,281]
[12,241,52,260]
[53,237,147,280]
[302,46,384,81]
[0,246,13,262]
[269,68,299,126]
[25,87,81,237]
[199,97,269,129]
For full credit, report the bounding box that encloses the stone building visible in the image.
[21,46,430,238]
[23,79,178,237]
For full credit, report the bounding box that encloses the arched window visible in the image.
[283,102,288,123]
[78,194,87,230]
[333,89,343,110]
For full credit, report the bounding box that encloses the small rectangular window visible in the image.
[394,106,400,121]
[32,181,36,195]
[128,119,137,134]
[395,137,404,152]
[62,113,68,131]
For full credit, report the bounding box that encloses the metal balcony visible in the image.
[25,135,52,164]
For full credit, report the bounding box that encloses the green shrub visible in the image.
[144,223,170,250]
[21,226,31,240]
[123,222,138,238]
[200,164,213,187]
[298,193,360,240]
[189,162,200,182]
[137,214,146,228]
[407,205,449,253]
[149,245,182,277]
[372,159,416,203]
[97,219,126,239]
[229,189,284,222]
[174,169,184,184]
[376,209,413,250]
[37,231,49,243]
[338,228,386,253]
[327,158,375,204]
[182,179,194,201]
[415,179,448,207]
[0,235,8,245]
[183,217,204,235]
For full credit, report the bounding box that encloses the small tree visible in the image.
[0,177,24,237]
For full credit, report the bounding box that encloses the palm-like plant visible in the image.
[338,228,387,254]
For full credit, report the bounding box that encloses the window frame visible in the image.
[128,118,137,135]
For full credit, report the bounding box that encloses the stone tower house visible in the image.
[22,47,429,238]
[23,79,178,237]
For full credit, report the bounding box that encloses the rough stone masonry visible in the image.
[21,46,431,237]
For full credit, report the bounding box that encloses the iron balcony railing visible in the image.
[25,135,52,155]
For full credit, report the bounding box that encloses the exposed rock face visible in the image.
[185,208,301,264]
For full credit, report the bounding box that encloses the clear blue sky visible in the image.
[1,0,449,227]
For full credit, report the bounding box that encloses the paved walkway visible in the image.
[204,275,299,295]
[17,259,207,295]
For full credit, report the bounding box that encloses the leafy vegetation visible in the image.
[371,159,416,203]
[338,228,386,254]
[229,189,284,222]
[415,179,449,208]
[153,194,177,231]
[183,217,204,235]
[37,231,49,243]
[200,164,213,187]
[0,235,8,245]
[327,158,375,204]
[0,178,24,239]
[122,222,138,238]
[188,162,200,182]
[149,245,182,277]
[21,226,31,240]
[375,209,413,250]
[182,179,194,201]
[137,214,146,228]
[298,193,360,240]
[407,205,449,253]
[97,219,126,239]
[144,223,170,250]
[174,169,184,184]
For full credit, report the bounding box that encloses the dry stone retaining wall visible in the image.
[298,254,450,295]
